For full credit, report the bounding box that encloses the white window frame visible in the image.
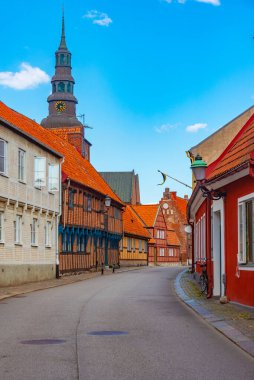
[0,139,7,175]
[18,148,26,182]
[34,157,46,189]
[144,241,148,253]
[48,163,59,192]
[31,218,38,246]
[127,237,131,252]
[169,248,174,257]
[139,240,142,253]
[45,220,52,247]
[14,215,22,244]
[159,248,165,257]
[238,193,254,266]
[0,212,4,242]
[157,230,165,239]
[119,238,123,251]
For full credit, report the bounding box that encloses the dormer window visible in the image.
[60,54,65,65]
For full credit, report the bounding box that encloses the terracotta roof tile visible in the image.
[207,114,254,180]
[123,206,150,239]
[167,230,180,246]
[132,204,159,227]
[0,101,123,205]
[175,196,187,222]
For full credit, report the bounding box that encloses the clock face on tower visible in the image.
[55,101,66,112]
[163,203,169,210]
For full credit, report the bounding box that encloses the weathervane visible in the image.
[157,170,192,189]
[77,114,93,129]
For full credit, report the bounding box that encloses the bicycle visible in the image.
[199,262,208,295]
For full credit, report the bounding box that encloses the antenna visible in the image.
[77,114,93,129]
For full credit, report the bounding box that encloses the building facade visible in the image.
[0,102,62,286]
[120,205,150,266]
[188,113,254,307]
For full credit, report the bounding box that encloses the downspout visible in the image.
[206,198,212,298]
[56,157,64,279]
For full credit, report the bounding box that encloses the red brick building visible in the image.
[132,204,180,265]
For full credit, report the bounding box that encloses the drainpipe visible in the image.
[56,157,64,279]
[206,198,212,298]
[189,221,195,273]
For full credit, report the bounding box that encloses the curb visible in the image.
[0,266,148,302]
[174,270,254,359]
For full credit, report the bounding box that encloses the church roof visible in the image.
[99,171,139,204]
[0,101,123,205]
[123,206,151,239]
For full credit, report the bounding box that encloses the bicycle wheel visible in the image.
[200,274,208,294]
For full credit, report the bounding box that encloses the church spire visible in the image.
[59,7,67,50]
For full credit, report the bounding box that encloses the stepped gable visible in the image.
[123,206,151,238]
[0,101,123,205]
[207,114,254,181]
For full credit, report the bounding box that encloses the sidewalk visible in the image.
[175,270,254,358]
[0,266,146,302]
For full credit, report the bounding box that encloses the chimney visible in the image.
[184,195,189,200]
[163,188,170,199]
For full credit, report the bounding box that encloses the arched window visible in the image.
[58,82,65,92]
[67,83,71,93]
[60,54,65,65]
[66,55,70,65]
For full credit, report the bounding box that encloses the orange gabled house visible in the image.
[132,204,180,266]
[188,112,254,306]
[120,205,150,266]
[0,101,124,275]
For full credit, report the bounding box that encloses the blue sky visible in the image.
[1,0,254,203]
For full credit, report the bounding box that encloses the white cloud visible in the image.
[186,122,208,133]
[195,0,220,5]
[0,63,50,90]
[163,0,221,5]
[155,123,177,133]
[83,10,112,27]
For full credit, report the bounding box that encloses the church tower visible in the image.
[41,13,91,160]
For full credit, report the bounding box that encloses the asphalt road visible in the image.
[0,267,254,380]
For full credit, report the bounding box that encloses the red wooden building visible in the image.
[188,114,254,307]
[132,204,180,265]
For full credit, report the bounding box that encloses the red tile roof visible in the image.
[0,101,123,205]
[132,204,159,227]
[167,192,187,222]
[167,230,180,247]
[207,114,254,180]
[123,206,151,239]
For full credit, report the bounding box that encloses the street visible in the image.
[0,267,254,380]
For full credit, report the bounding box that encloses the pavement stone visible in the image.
[175,269,254,359]
[0,266,147,302]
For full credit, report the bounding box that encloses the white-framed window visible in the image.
[14,215,22,244]
[48,164,59,192]
[119,238,123,251]
[144,241,148,253]
[31,218,38,245]
[0,212,4,242]
[18,149,26,182]
[139,240,142,253]
[34,157,46,188]
[156,230,165,239]
[127,237,131,251]
[169,248,174,256]
[238,196,254,265]
[159,248,165,256]
[0,139,7,175]
[45,221,52,247]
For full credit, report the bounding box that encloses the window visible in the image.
[58,82,65,92]
[34,157,46,188]
[69,190,74,209]
[18,149,26,181]
[31,218,38,245]
[53,83,56,93]
[119,239,123,251]
[45,221,52,247]
[139,240,143,253]
[0,212,4,242]
[48,164,59,191]
[114,207,121,219]
[169,248,174,257]
[132,238,136,251]
[144,241,148,253]
[238,197,254,265]
[127,237,131,252]
[156,230,165,239]
[14,215,22,244]
[60,54,65,65]
[159,248,165,257]
[0,139,7,175]
[67,82,71,93]
[87,196,92,212]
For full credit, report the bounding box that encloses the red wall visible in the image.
[224,176,254,306]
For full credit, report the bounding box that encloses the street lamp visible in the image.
[190,154,226,200]
[105,195,111,208]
